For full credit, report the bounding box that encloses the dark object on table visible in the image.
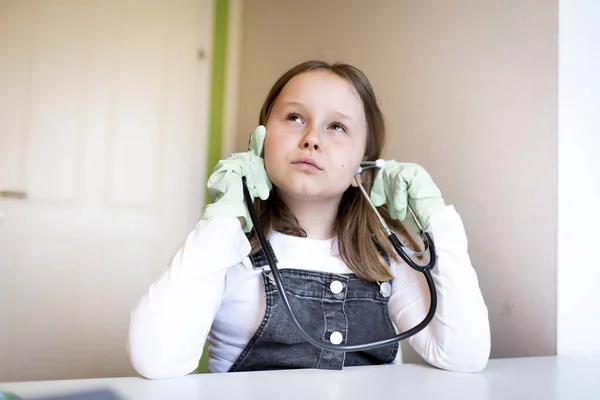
[27,389,124,400]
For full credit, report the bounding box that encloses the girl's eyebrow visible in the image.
[331,110,355,122]
[280,101,306,110]
[280,101,355,122]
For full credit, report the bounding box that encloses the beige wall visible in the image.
[235,0,558,361]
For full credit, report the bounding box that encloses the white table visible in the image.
[2,356,599,400]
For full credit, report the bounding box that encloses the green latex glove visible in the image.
[201,125,272,232]
[370,161,445,231]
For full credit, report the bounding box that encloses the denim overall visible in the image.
[228,243,399,372]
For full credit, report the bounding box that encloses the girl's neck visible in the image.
[277,192,340,240]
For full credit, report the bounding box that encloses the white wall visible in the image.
[557,0,600,357]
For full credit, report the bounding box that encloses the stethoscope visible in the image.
[241,159,438,352]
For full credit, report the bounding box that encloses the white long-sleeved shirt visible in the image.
[127,205,491,379]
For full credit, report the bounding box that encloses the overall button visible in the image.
[329,280,344,294]
[379,281,392,297]
[330,331,343,345]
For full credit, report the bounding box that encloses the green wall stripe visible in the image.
[204,0,229,205]
[197,0,229,374]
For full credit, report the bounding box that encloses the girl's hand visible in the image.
[370,161,445,231]
[201,126,272,232]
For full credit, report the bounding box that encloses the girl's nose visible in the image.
[301,128,320,151]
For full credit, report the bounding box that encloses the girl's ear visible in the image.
[351,171,362,188]
[352,155,368,187]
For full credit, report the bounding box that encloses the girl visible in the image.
[127,60,491,379]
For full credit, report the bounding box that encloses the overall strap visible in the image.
[246,232,278,268]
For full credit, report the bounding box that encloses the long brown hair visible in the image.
[247,60,420,282]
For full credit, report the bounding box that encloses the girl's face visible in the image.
[264,70,368,203]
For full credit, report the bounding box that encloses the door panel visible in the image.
[0,0,211,381]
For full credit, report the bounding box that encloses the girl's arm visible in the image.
[127,217,250,379]
[388,205,491,373]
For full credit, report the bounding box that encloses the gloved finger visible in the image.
[206,171,231,195]
[407,169,442,202]
[391,174,409,215]
[369,174,386,207]
[254,181,271,201]
[248,125,267,157]
[390,207,405,221]
[206,171,222,188]
[248,186,259,200]
[224,155,247,176]
[391,205,408,221]
[387,206,397,220]
[370,192,386,207]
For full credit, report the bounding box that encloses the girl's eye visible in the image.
[329,123,347,133]
[285,113,303,124]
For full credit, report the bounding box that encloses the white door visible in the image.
[0,0,212,382]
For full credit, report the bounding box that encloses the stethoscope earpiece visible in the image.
[357,159,385,175]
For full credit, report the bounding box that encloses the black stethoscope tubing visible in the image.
[241,174,438,352]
